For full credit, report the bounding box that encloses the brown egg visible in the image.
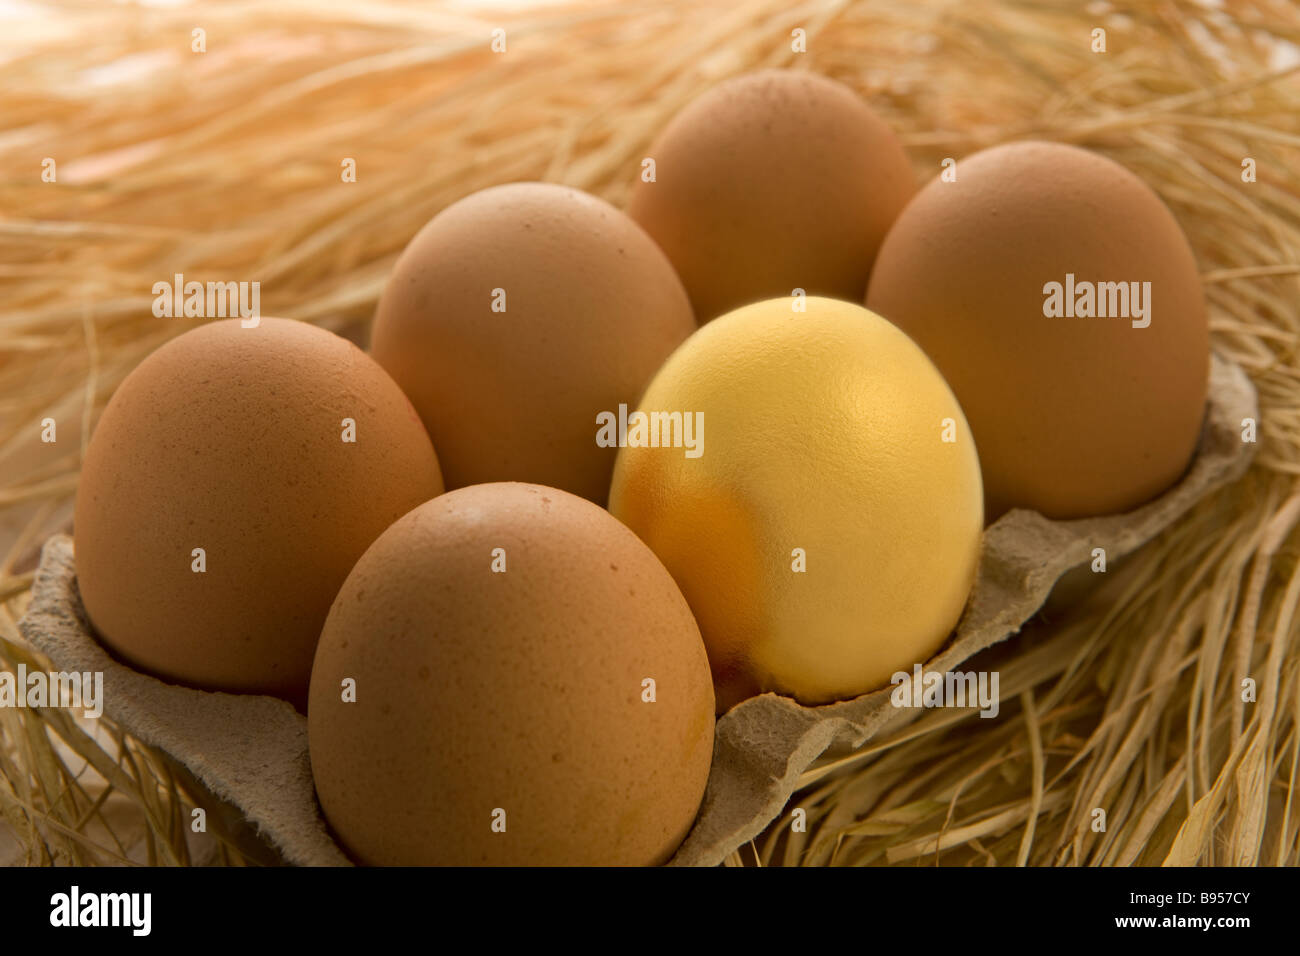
[74,318,443,705]
[627,69,916,322]
[867,141,1210,520]
[370,182,695,505]
[307,482,715,866]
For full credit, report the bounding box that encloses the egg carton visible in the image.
[17,352,1257,867]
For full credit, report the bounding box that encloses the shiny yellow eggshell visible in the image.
[608,297,983,708]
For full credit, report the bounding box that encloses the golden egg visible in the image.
[608,297,983,708]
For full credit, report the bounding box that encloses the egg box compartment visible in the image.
[17,353,1257,867]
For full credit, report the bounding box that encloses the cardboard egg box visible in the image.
[17,353,1257,866]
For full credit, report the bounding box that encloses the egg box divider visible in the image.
[17,353,1257,867]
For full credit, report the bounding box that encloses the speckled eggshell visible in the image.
[307,482,716,866]
[867,141,1210,521]
[627,69,916,322]
[74,318,444,705]
[370,182,696,505]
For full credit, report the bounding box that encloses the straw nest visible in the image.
[2,0,1298,866]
